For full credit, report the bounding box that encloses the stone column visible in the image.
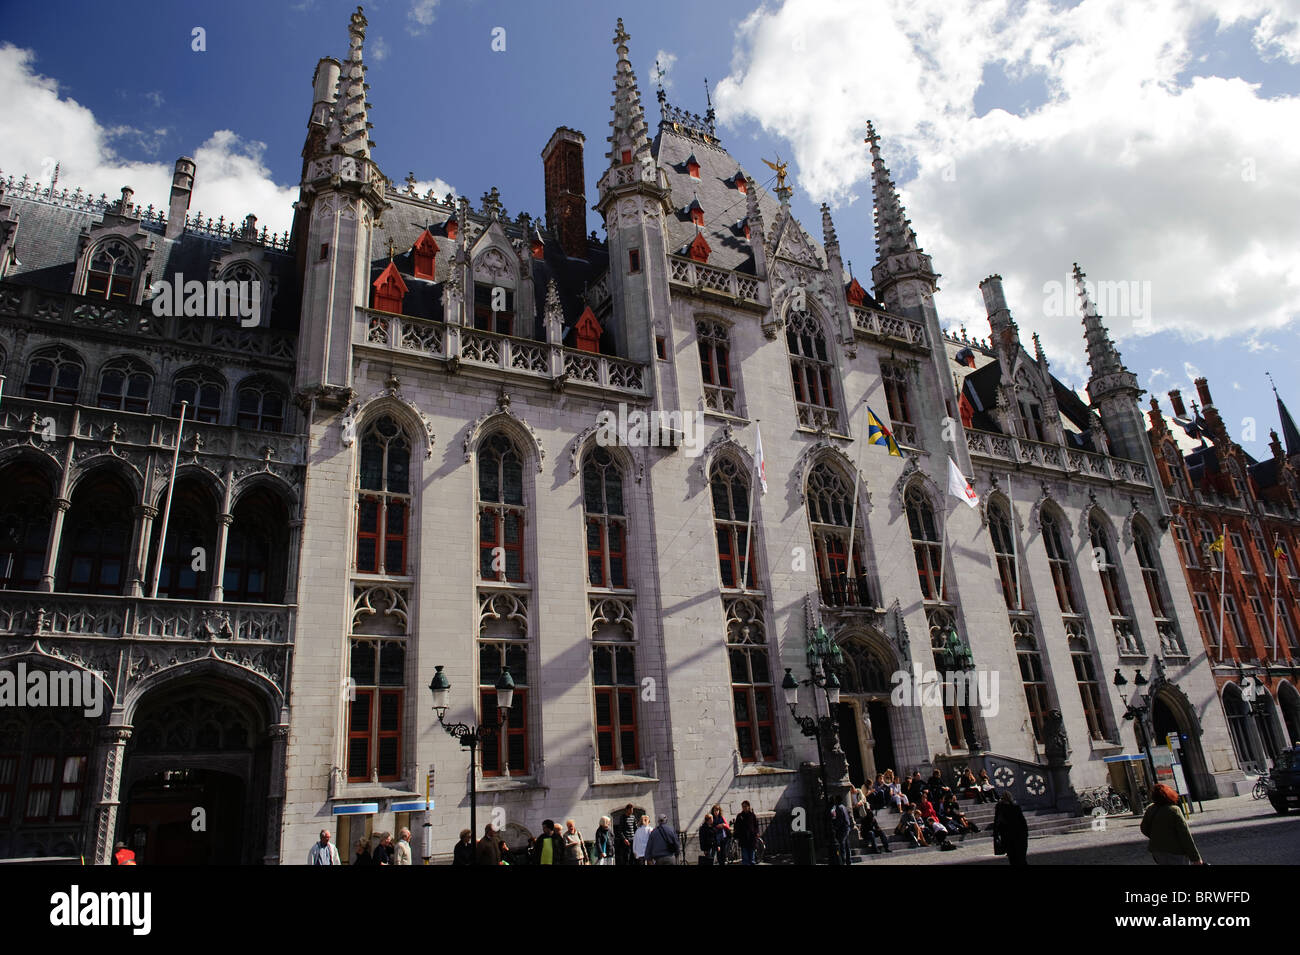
[128,505,158,598]
[39,497,71,592]
[283,519,304,603]
[90,726,132,864]
[264,722,289,865]
[210,513,232,601]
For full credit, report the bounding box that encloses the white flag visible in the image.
[948,457,979,508]
[754,424,768,495]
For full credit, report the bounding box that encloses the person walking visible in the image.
[371,832,393,865]
[616,804,638,866]
[992,791,1029,865]
[393,828,413,865]
[645,815,680,865]
[1141,784,1203,865]
[593,816,614,865]
[632,814,653,865]
[452,829,474,866]
[734,800,760,865]
[308,829,341,865]
[560,818,589,865]
[475,824,501,865]
[710,805,731,865]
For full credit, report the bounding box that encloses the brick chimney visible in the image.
[166,157,196,240]
[1167,389,1186,418]
[542,127,587,259]
[1194,377,1214,409]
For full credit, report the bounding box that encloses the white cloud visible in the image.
[0,44,297,235]
[1184,361,1203,382]
[714,0,1300,381]
[371,36,389,63]
[408,0,439,35]
[409,178,458,202]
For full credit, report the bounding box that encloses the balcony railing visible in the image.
[0,281,296,364]
[0,591,292,642]
[667,256,763,306]
[851,306,928,352]
[965,429,1152,488]
[356,308,648,397]
[703,384,739,415]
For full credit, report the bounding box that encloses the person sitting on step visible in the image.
[941,794,980,837]
[895,807,927,847]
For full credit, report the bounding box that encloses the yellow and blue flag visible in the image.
[866,406,902,457]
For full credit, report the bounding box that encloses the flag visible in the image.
[1276,543,1288,564]
[948,457,980,508]
[1209,534,1225,553]
[754,423,768,495]
[866,406,902,457]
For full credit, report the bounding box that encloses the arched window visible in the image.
[224,487,289,603]
[84,239,136,301]
[786,310,839,431]
[1133,522,1170,620]
[697,320,737,415]
[348,587,408,784]
[3,712,92,831]
[582,447,627,588]
[0,465,54,591]
[356,416,411,576]
[806,461,872,606]
[726,596,776,762]
[711,457,756,590]
[591,601,638,771]
[217,262,267,327]
[906,486,944,601]
[1090,514,1140,654]
[96,357,152,414]
[172,369,224,424]
[988,499,1021,610]
[1041,510,1079,614]
[147,478,217,599]
[478,433,525,583]
[58,471,134,595]
[236,381,286,432]
[881,362,916,447]
[24,347,83,404]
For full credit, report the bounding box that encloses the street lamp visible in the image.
[1113,667,1156,787]
[782,661,844,866]
[428,664,515,844]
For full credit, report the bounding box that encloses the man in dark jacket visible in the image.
[856,804,891,854]
[616,804,637,866]
[530,819,564,865]
[993,791,1029,865]
[831,803,852,865]
[734,801,760,865]
[452,829,474,865]
[645,815,680,865]
[475,824,500,865]
[906,771,926,808]
[371,831,392,865]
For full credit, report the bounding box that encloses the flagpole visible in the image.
[1272,532,1281,658]
[150,401,188,598]
[1007,473,1021,609]
[741,420,761,591]
[1216,522,1227,658]
[845,402,869,604]
[938,498,950,603]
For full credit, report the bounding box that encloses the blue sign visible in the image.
[333,802,379,815]
[391,800,433,812]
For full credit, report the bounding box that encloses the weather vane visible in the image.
[762,155,789,191]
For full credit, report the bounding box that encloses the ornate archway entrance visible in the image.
[835,634,900,785]
[1150,685,1215,801]
[121,679,272,864]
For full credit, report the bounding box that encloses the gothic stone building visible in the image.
[279,10,1239,862]
[0,163,304,863]
[1146,377,1300,780]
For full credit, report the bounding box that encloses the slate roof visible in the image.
[2,194,301,332]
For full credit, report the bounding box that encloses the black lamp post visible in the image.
[1113,667,1155,785]
[428,664,515,843]
[782,663,843,866]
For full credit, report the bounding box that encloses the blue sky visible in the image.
[2,0,1297,456]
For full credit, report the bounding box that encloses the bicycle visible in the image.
[1252,777,1269,800]
[724,835,765,864]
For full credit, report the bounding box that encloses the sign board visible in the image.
[1151,748,1178,789]
[391,799,433,813]
[1171,763,1188,795]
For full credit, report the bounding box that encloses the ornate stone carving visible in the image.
[343,381,435,458]
[463,406,545,472]
[478,590,529,637]
[590,596,635,640]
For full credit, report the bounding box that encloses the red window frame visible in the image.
[883,370,912,427]
[698,339,731,389]
[732,686,776,763]
[1042,514,1078,613]
[594,687,640,771]
[346,688,404,783]
[480,688,528,777]
[586,518,627,588]
[1071,652,1107,741]
[24,754,55,822]
[55,755,87,820]
[86,271,132,301]
[480,507,525,583]
[24,357,82,404]
[717,524,756,590]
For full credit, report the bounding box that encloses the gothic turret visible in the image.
[595,18,672,366]
[1074,262,1146,462]
[293,4,388,405]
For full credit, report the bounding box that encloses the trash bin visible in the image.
[791,830,816,866]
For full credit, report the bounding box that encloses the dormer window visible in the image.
[621,149,632,165]
[845,277,867,307]
[733,174,748,195]
[687,199,705,227]
[574,306,602,354]
[687,232,711,264]
[686,154,700,179]
[1019,399,1045,442]
[85,239,136,302]
[412,230,438,279]
[371,262,408,315]
[444,217,458,240]
[474,283,514,336]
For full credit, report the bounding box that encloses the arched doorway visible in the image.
[836,635,899,785]
[1222,683,1266,775]
[1150,687,1214,801]
[1279,682,1300,747]
[121,677,272,864]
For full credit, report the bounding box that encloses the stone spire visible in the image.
[820,203,840,260]
[1074,262,1131,380]
[606,18,651,168]
[1032,332,1048,368]
[1269,372,1300,457]
[326,6,374,159]
[745,175,767,279]
[866,121,920,259]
